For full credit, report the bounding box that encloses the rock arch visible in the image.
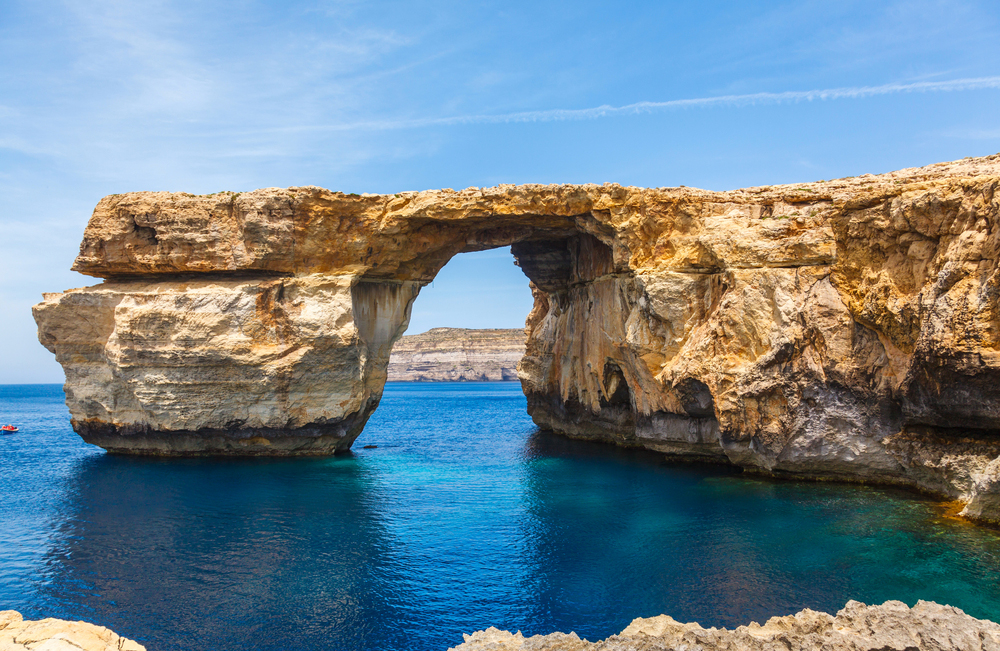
[36,185,644,455]
[32,156,1000,523]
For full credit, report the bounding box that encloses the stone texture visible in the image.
[34,276,417,454]
[0,610,145,651]
[448,600,1000,651]
[387,328,525,381]
[33,154,1000,522]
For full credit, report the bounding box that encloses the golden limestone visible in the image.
[34,154,1000,523]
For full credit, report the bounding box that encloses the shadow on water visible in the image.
[36,453,406,651]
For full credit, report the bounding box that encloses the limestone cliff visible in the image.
[387,328,524,381]
[448,600,1000,651]
[33,154,1000,523]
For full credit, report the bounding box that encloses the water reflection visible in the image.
[38,453,404,651]
[519,430,795,635]
[6,383,1000,651]
[521,429,1000,631]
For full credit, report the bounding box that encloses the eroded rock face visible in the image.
[33,155,1000,522]
[35,275,417,454]
[447,600,1000,651]
[0,610,145,651]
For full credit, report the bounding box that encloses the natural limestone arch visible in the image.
[32,155,1000,523]
[36,184,649,456]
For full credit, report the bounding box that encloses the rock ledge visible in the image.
[449,600,1000,651]
[0,610,145,651]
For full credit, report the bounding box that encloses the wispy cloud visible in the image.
[944,127,1000,140]
[296,75,1000,133]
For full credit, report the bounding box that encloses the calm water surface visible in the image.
[2,383,1000,650]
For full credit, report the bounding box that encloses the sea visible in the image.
[2,382,1000,650]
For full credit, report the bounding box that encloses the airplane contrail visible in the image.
[307,76,1000,132]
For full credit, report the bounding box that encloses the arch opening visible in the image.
[380,247,536,383]
[346,230,641,450]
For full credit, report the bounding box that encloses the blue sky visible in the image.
[2,0,1000,383]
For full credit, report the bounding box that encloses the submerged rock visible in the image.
[449,600,1000,650]
[32,154,1000,523]
[0,610,145,651]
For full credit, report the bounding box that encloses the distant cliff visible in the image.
[387,328,525,381]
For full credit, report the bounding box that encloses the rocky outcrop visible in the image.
[34,275,414,455]
[0,610,145,650]
[448,600,1000,651]
[387,328,524,381]
[33,155,1000,522]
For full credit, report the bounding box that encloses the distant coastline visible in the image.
[386,327,524,382]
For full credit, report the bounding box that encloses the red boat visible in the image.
[1,425,17,433]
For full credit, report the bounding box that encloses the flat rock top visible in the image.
[70,154,1000,280]
[391,328,525,352]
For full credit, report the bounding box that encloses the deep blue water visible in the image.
[2,383,1000,650]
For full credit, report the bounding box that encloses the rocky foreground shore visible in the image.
[0,610,145,651]
[450,600,1000,651]
[5,600,997,650]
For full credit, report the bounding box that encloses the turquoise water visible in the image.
[2,383,1000,650]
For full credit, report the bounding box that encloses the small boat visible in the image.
[1,425,18,434]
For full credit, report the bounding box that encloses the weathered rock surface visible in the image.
[387,328,524,381]
[448,600,1000,651]
[0,610,145,651]
[33,154,1000,522]
[35,275,415,454]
